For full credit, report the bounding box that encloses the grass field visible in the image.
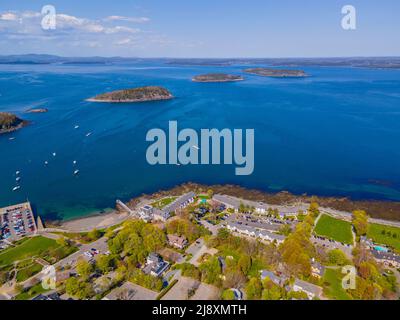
[323,268,352,300]
[14,283,49,300]
[367,223,400,252]
[0,236,59,267]
[150,197,177,209]
[314,214,353,245]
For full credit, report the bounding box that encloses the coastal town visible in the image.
[1,187,399,301]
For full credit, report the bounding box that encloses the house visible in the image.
[139,205,154,222]
[311,262,325,279]
[226,221,285,244]
[371,250,400,268]
[163,192,196,214]
[143,253,170,277]
[260,270,288,287]
[153,208,171,222]
[292,279,323,300]
[167,234,188,249]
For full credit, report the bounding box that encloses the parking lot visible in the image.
[0,202,37,242]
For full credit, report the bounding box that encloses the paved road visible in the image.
[54,237,109,269]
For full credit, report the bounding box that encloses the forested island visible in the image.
[87,86,173,103]
[192,73,244,82]
[0,112,27,134]
[244,68,308,78]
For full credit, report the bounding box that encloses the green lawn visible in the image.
[367,223,400,252]
[150,197,177,209]
[314,214,353,245]
[16,262,43,282]
[323,268,352,300]
[0,236,59,267]
[14,283,50,300]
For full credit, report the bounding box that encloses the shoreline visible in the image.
[0,120,29,135]
[42,182,400,230]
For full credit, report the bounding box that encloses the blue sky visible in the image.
[0,0,399,57]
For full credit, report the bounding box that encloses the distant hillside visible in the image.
[88,86,173,103]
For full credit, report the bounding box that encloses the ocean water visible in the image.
[1,61,400,220]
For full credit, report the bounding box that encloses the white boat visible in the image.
[86,132,92,137]
[9,137,15,141]
[16,177,21,182]
[73,160,77,165]
[44,161,49,165]
[16,171,20,175]
[73,169,80,175]
[74,125,80,129]
[12,186,20,192]
[52,152,57,157]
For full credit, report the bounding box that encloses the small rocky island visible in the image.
[192,73,244,82]
[244,68,308,78]
[87,86,173,103]
[0,112,27,134]
[26,108,48,113]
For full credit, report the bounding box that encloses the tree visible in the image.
[238,255,252,275]
[207,189,214,198]
[96,254,115,274]
[76,259,94,279]
[56,236,70,247]
[245,277,263,300]
[88,229,102,241]
[352,210,368,237]
[327,249,349,266]
[221,289,235,300]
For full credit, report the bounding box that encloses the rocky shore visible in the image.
[0,112,28,134]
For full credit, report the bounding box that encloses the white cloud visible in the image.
[0,12,18,21]
[104,16,150,23]
[105,26,140,34]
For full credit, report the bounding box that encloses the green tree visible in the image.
[352,210,368,237]
[238,255,252,275]
[327,249,349,266]
[221,289,235,300]
[96,254,115,274]
[88,229,102,241]
[76,259,94,279]
[245,277,263,300]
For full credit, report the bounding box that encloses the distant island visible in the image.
[244,68,308,78]
[26,108,48,113]
[192,73,244,82]
[0,112,27,134]
[87,86,174,103]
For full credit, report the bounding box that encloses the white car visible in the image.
[84,251,93,258]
